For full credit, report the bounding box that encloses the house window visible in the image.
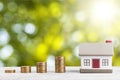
[102,59,109,66]
[84,59,90,66]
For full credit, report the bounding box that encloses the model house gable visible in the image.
[79,43,114,56]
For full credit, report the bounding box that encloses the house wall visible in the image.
[80,56,112,69]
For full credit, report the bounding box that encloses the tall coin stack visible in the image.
[55,56,65,73]
[36,62,47,73]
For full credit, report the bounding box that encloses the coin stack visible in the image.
[21,66,31,73]
[55,56,65,73]
[36,62,47,73]
[5,69,15,73]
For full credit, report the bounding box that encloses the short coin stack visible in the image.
[21,66,31,73]
[5,69,15,73]
[55,56,65,73]
[36,62,47,73]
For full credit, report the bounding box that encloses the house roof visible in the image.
[79,43,114,56]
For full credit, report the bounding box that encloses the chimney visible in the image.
[105,40,112,43]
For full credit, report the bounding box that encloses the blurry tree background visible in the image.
[0,0,120,66]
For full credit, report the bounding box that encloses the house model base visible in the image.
[80,69,112,73]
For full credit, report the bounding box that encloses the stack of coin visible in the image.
[36,62,47,73]
[55,56,65,73]
[5,69,15,73]
[21,66,31,73]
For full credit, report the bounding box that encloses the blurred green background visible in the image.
[0,0,120,66]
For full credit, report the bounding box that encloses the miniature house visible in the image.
[79,40,114,73]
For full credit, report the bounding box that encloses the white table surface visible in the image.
[0,66,120,80]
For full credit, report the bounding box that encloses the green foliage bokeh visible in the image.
[0,0,120,66]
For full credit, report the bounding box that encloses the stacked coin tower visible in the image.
[21,66,31,73]
[4,56,66,73]
[36,62,47,73]
[55,56,65,73]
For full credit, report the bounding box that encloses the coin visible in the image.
[36,62,47,73]
[5,69,15,73]
[55,56,66,73]
[21,66,31,73]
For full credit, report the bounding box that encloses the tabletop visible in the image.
[0,66,120,80]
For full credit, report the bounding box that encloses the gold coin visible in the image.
[36,62,47,73]
[55,56,66,73]
[21,66,31,73]
[5,69,15,73]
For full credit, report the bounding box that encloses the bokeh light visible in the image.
[7,2,17,12]
[90,0,118,25]
[0,45,13,60]
[12,23,23,34]
[75,11,86,22]
[0,2,3,11]
[0,29,10,46]
[0,61,4,67]
[47,55,55,66]
[24,23,36,34]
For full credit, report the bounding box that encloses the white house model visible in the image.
[79,40,114,73]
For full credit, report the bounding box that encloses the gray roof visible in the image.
[79,43,114,56]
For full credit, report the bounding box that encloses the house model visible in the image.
[79,40,114,73]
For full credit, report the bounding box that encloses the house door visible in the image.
[92,59,100,68]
